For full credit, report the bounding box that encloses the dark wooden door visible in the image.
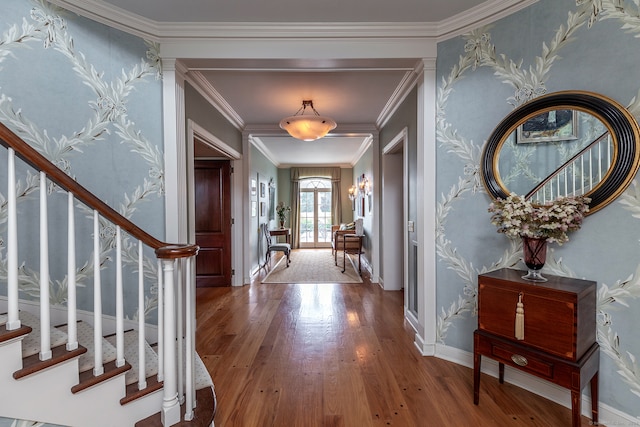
[194,160,232,287]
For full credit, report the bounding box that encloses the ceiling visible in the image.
[65,0,515,166]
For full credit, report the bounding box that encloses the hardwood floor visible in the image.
[195,253,595,426]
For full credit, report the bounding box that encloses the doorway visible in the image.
[298,178,332,248]
[194,160,232,286]
[382,128,409,295]
[187,120,243,287]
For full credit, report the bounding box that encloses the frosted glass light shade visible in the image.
[279,115,337,141]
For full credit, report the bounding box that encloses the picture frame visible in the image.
[517,109,578,144]
[260,182,266,198]
[251,178,257,198]
[251,201,257,217]
[260,201,266,217]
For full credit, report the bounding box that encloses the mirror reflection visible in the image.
[497,109,612,203]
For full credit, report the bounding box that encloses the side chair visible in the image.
[262,223,291,268]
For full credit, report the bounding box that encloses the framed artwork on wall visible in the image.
[260,201,266,217]
[260,182,266,198]
[251,201,257,217]
[251,178,257,198]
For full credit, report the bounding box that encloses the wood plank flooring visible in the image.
[196,253,595,426]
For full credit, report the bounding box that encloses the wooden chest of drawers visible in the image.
[478,268,596,361]
[473,268,599,427]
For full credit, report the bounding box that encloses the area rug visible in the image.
[262,249,363,284]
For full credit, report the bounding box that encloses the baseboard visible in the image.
[434,343,636,426]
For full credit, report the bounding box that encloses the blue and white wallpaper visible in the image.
[436,0,640,419]
[0,0,165,323]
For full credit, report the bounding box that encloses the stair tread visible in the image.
[105,330,158,386]
[57,321,117,372]
[0,311,67,358]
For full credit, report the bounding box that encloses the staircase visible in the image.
[0,123,216,426]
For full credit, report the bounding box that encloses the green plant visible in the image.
[276,202,291,222]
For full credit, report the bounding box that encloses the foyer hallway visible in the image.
[195,257,591,426]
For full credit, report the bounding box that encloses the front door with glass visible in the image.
[299,178,332,248]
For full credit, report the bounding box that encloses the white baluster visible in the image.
[66,192,78,351]
[157,259,164,382]
[138,240,147,390]
[93,211,104,376]
[598,140,603,182]
[115,226,125,367]
[6,148,20,330]
[39,172,52,361]
[161,259,180,426]
[589,150,593,190]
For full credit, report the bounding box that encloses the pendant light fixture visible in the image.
[279,100,337,141]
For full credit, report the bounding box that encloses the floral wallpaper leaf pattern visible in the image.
[436,0,640,414]
[0,0,164,321]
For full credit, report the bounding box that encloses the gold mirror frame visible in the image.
[481,91,640,215]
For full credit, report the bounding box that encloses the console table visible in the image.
[474,268,599,427]
[340,234,362,275]
[269,227,291,244]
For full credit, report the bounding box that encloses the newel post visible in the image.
[161,258,180,426]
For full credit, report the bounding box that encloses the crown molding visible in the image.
[49,0,536,42]
[437,0,539,41]
[185,70,245,130]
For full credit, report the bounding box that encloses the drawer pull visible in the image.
[511,354,528,366]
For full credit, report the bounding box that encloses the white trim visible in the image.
[377,69,423,129]
[185,71,245,131]
[435,344,636,427]
[381,128,408,292]
[162,59,187,244]
[417,59,438,356]
[47,0,535,43]
[436,0,539,41]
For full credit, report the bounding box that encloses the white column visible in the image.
[157,259,164,382]
[162,58,187,244]
[161,259,180,426]
[417,58,438,356]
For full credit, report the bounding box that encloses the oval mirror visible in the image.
[481,91,640,215]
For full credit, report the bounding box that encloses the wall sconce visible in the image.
[348,185,357,201]
[359,176,371,196]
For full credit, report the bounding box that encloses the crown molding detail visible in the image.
[436,0,539,41]
[184,70,245,130]
[49,0,536,42]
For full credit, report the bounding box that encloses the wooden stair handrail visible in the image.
[0,122,195,257]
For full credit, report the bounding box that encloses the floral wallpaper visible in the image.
[0,0,165,324]
[436,0,640,420]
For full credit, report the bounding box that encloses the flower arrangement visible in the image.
[488,193,590,244]
[276,202,291,223]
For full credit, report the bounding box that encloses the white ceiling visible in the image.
[58,0,525,166]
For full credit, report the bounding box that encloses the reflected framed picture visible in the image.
[251,201,257,217]
[260,201,266,217]
[517,109,578,143]
[260,182,266,198]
